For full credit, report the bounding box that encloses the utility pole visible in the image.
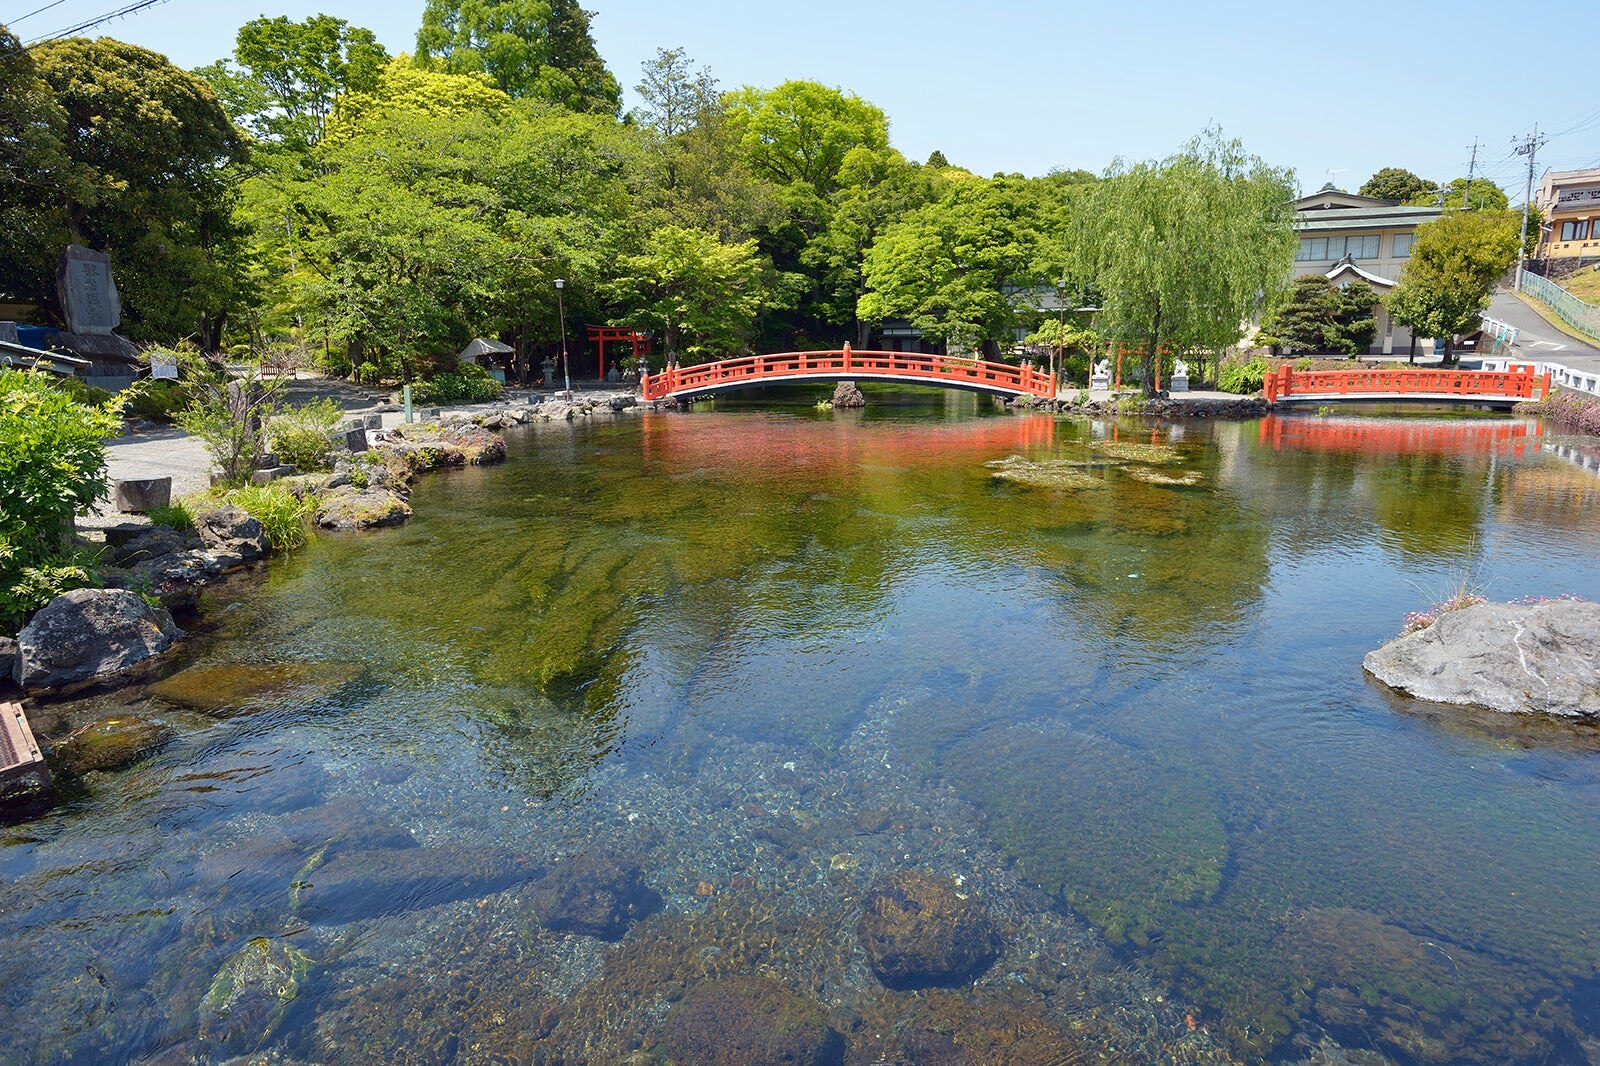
[1463,139,1479,209]
[1513,125,1547,292]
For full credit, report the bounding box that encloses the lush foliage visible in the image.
[267,397,345,472]
[1359,167,1435,202]
[415,0,620,112]
[410,364,505,404]
[3,37,247,344]
[1072,129,1299,392]
[607,226,780,360]
[1215,356,1270,395]
[1260,276,1377,355]
[0,369,121,630]
[1405,177,1509,211]
[1385,210,1520,360]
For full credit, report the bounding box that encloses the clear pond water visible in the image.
[6,392,1600,1064]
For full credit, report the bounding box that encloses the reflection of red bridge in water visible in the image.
[641,346,1057,403]
[1259,414,1544,458]
[1262,365,1552,409]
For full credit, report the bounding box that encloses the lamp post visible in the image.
[554,277,571,399]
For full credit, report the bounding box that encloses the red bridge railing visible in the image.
[640,346,1056,401]
[1262,364,1552,404]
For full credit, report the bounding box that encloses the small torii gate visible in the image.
[586,326,652,380]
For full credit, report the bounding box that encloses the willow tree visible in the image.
[1073,130,1297,392]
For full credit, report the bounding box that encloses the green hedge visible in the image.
[410,364,503,406]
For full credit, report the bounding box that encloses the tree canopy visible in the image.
[1359,167,1434,202]
[415,0,620,113]
[1072,130,1298,391]
[1406,177,1510,211]
[1385,209,1520,360]
[1259,275,1377,355]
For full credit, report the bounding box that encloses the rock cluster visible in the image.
[830,380,866,408]
[1364,599,1600,718]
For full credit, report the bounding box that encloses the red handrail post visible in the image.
[843,342,852,371]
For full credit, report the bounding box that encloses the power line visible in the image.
[7,0,69,26]
[24,0,172,47]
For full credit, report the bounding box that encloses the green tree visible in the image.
[631,46,718,138]
[1385,209,1520,363]
[1405,177,1510,211]
[415,0,620,113]
[1359,167,1434,202]
[857,176,1043,352]
[925,149,949,168]
[18,38,247,344]
[1259,275,1376,355]
[194,15,388,150]
[0,25,82,299]
[606,226,779,360]
[724,80,890,198]
[1071,129,1298,393]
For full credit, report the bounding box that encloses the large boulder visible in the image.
[662,977,844,1066]
[14,589,184,691]
[107,525,199,567]
[857,870,1000,990]
[120,549,228,610]
[528,849,661,939]
[194,505,269,562]
[1364,599,1600,718]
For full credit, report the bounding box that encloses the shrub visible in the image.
[411,364,504,406]
[228,484,317,552]
[268,398,344,473]
[49,377,114,407]
[0,369,121,630]
[146,501,194,534]
[355,362,381,386]
[1216,357,1270,395]
[124,379,190,423]
[178,365,290,486]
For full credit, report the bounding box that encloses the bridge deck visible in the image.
[1263,365,1551,407]
[642,348,1055,402]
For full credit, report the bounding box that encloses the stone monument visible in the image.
[55,245,121,336]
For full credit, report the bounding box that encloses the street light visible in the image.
[554,278,571,399]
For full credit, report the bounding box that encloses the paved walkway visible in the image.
[1487,291,1600,371]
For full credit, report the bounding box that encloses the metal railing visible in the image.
[1518,269,1600,341]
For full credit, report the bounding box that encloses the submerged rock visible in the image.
[315,486,413,530]
[857,870,1000,989]
[197,936,313,1055]
[887,991,1089,1065]
[1364,599,1600,718]
[662,976,844,1066]
[294,846,533,924]
[528,849,661,939]
[52,714,171,775]
[145,661,363,717]
[14,588,184,691]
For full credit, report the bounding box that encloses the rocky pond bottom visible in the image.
[6,398,1600,1064]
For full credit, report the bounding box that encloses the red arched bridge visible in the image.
[640,346,1057,403]
[1262,364,1552,409]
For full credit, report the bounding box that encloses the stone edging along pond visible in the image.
[5,392,644,706]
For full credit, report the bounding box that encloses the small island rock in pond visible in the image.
[662,976,845,1066]
[831,380,866,408]
[315,487,413,530]
[1364,599,1600,718]
[13,589,183,691]
[858,870,1000,989]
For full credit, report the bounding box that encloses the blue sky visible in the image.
[10,0,1600,202]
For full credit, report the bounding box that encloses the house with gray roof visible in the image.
[1292,184,1441,355]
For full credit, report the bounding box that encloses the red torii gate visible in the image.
[586,326,653,380]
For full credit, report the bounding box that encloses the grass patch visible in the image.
[185,482,318,553]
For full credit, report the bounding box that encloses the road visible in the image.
[1486,291,1600,372]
